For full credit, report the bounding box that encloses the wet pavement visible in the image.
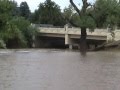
[0,49,120,90]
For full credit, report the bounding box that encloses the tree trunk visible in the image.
[80,27,87,53]
[69,0,89,54]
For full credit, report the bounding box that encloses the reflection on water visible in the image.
[0,49,120,90]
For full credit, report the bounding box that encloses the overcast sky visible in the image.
[14,0,95,12]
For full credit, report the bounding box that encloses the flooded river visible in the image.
[0,49,120,90]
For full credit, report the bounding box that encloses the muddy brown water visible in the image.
[0,49,120,90]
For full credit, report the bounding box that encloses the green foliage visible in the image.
[30,11,38,23]
[10,17,30,31]
[11,1,20,16]
[63,4,75,21]
[63,4,96,29]
[0,0,13,13]
[0,0,17,46]
[26,25,38,47]
[79,16,96,29]
[5,22,27,47]
[10,17,37,47]
[0,0,13,29]
[94,0,120,28]
[69,0,120,29]
[32,0,65,26]
[0,0,36,48]
[20,1,30,19]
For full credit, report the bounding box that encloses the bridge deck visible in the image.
[38,27,107,41]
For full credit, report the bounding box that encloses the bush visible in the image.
[9,17,37,47]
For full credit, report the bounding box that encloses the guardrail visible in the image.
[38,27,120,42]
[38,27,108,36]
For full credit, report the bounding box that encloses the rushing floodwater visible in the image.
[0,49,120,90]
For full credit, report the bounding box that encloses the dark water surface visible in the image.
[0,49,120,90]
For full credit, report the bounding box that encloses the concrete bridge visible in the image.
[35,25,120,49]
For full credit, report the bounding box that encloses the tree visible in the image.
[11,1,20,17]
[70,0,95,53]
[63,5,75,22]
[10,17,37,47]
[31,10,40,23]
[0,0,14,39]
[70,0,120,52]
[20,1,30,19]
[0,0,13,30]
[0,0,26,48]
[32,0,65,26]
[63,4,79,26]
[94,0,120,29]
[0,0,35,48]
[4,21,27,48]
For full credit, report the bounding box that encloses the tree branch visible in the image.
[68,19,80,27]
[70,0,81,16]
[61,13,79,27]
[81,0,91,14]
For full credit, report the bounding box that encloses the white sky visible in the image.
[14,0,95,12]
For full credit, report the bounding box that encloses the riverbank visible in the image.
[0,47,120,53]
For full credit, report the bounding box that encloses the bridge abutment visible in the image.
[69,45,73,50]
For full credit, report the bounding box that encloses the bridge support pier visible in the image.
[32,35,35,48]
[69,45,73,50]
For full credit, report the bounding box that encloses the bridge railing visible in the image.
[39,27,108,36]
[39,27,65,34]
[38,27,120,41]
